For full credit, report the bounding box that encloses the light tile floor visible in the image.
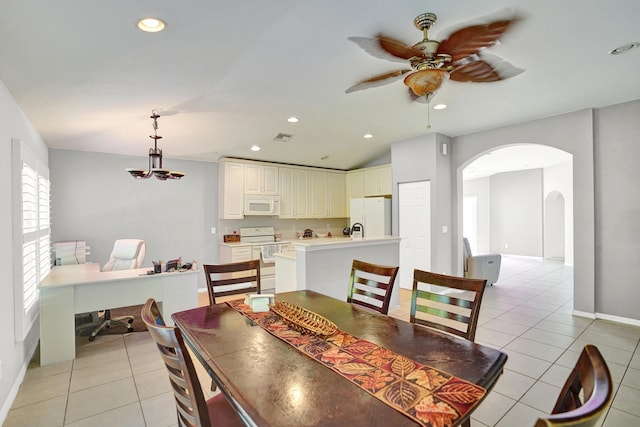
[5,255,640,426]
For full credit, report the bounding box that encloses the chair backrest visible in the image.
[141,298,210,427]
[102,239,146,271]
[410,269,486,341]
[347,259,399,314]
[203,260,261,305]
[535,345,613,427]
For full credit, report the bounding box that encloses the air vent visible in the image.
[273,133,292,143]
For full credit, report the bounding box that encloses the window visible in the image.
[12,139,50,342]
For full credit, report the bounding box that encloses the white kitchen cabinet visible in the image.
[327,172,346,217]
[308,170,328,218]
[364,165,392,196]
[219,245,252,263]
[294,169,309,218]
[244,163,279,195]
[219,161,244,219]
[218,157,347,219]
[278,167,295,218]
[347,170,365,200]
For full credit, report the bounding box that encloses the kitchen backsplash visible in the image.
[220,217,350,241]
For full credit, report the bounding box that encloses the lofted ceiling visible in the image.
[1,1,639,172]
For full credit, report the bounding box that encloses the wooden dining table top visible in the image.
[172,290,507,427]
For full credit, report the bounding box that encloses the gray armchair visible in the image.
[463,237,501,285]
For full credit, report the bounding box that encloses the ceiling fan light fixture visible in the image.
[137,18,166,33]
[404,69,449,98]
[126,111,184,180]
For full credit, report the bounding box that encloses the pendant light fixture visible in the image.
[126,110,185,180]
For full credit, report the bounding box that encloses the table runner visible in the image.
[227,300,486,427]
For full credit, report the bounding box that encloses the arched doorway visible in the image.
[461,144,572,263]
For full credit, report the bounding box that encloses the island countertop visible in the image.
[284,235,401,307]
[290,235,401,251]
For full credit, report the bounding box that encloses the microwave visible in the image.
[244,194,281,216]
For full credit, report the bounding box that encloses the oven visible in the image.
[239,227,287,293]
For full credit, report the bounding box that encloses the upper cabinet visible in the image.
[327,172,346,218]
[346,170,365,200]
[219,158,353,219]
[244,163,279,194]
[278,167,295,219]
[219,161,245,219]
[364,165,392,197]
[279,166,346,219]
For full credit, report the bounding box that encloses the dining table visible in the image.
[171,290,507,427]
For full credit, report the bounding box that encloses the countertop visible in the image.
[290,235,401,251]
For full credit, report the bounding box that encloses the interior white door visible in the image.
[398,181,431,290]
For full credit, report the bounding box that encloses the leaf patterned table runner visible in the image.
[227,300,486,427]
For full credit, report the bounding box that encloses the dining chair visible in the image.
[347,259,399,314]
[410,269,486,342]
[534,344,612,427]
[141,298,244,427]
[203,260,261,305]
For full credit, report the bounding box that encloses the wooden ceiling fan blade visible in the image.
[450,53,524,82]
[437,17,520,62]
[345,69,412,93]
[348,36,410,64]
[377,34,424,60]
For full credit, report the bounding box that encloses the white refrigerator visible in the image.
[350,197,391,237]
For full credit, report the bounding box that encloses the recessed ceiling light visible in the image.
[363,133,373,139]
[609,42,639,55]
[433,104,447,110]
[287,116,299,123]
[321,156,329,160]
[250,145,261,151]
[137,18,166,33]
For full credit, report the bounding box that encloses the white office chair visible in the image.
[76,239,146,341]
[102,238,146,272]
[462,237,501,285]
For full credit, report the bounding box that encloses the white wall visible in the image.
[463,177,490,253]
[0,80,47,419]
[594,100,640,320]
[390,133,453,275]
[48,149,219,289]
[490,169,543,256]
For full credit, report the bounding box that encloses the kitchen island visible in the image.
[274,236,401,309]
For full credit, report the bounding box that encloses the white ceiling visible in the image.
[1,1,639,171]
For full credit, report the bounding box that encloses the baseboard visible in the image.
[572,309,640,327]
[0,338,40,425]
[595,312,640,327]
[572,310,596,319]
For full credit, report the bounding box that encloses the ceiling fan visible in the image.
[346,12,523,102]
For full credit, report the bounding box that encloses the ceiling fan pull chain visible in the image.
[426,96,432,129]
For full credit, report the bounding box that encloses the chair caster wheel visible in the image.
[88,335,96,342]
[127,318,134,324]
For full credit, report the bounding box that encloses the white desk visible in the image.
[38,263,199,365]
